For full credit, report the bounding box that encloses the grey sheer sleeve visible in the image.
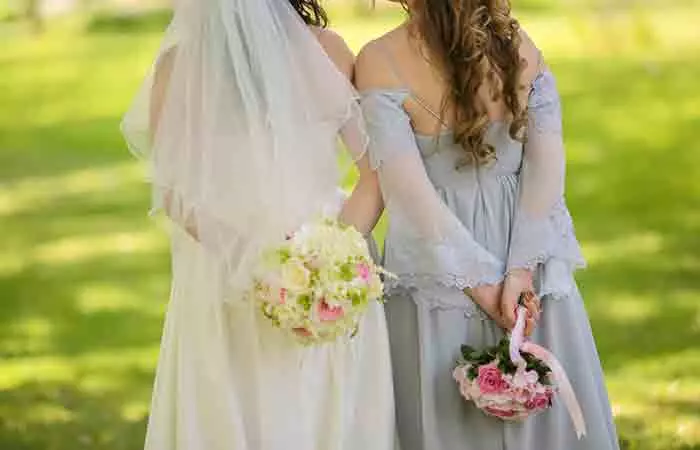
[362,91,505,290]
[507,71,585,295]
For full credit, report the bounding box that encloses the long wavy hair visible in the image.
[404,0,528,165]
[289,0,329,27]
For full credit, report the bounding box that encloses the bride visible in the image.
[122,0,394,449]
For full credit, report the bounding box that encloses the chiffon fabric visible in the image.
[361,70,620,450]
[145,228,394,450]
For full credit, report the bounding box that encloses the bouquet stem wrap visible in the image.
[510,305,587,439]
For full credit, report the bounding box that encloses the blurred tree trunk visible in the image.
[79,0,96,13]
[24,0,43,33]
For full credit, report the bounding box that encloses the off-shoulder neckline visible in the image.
[359,69,552,99]
[359,70,553,139]
[360,89,507,140]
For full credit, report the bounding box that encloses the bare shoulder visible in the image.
[355,28,404,92]
[314,27,355,80]
[518,28,546,86]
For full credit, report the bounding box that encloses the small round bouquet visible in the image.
[453,304,587,436]
[453,338,556,421]
[251,218,387,345]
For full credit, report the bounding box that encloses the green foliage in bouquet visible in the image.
[460,339,553,384]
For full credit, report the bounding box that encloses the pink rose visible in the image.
[545,388,555,403]
[526,393,551,410]
[293,327,312,337]
[477,364,508,395]
[513,387,533,403]
[278,288,288,305]
[356,263,371,283]
[484,406,517,418]
[318,299,344,322]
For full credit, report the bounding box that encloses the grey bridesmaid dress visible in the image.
[360,61,620,450]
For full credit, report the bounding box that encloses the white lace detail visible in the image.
[385,271,505,293]
[385,279,493,319]
[507,199,586,273]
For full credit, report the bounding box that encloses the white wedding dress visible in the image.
[121,0,395,448]
[144,228,395,450]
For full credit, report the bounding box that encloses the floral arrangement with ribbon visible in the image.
[453,297,587,437]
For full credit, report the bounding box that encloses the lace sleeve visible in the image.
[507,71,585,277]
[362,91,505,290]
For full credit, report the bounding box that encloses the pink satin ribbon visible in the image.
[509,306,587,439]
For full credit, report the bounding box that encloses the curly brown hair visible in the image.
[405,0,528,165]
[289,0,329,27]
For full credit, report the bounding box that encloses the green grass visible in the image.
[1,6,699,450]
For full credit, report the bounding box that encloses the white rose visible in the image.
[280,260,311,292]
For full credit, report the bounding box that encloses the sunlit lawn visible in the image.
[1,5,699,450]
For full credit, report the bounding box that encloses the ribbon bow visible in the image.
[509,301,587,439]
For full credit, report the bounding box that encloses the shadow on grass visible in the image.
[0,118,139,184]
[0,187,165,450]
[0,378,149,450]
[0,185,165,449]
[0,250,168,358]
[617,414,700,450]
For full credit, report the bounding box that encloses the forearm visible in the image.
[338,174,384,236]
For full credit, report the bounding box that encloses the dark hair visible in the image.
[407,0,527,165]
[289,0,329,27]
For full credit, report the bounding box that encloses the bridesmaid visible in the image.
[355,0,620,449]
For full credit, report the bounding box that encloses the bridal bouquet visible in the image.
[453,304,587,437]
[251,218,387,345]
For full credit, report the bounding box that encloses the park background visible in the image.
[0,0,698,449]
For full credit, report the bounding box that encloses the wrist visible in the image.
[507,268,533,279]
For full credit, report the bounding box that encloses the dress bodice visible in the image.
[359,70,585,300]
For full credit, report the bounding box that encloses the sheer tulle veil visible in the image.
[119,4,399,447]
[122,0,367,302]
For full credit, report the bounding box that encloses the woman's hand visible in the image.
[500,269,541,336]
[464,283,511,331]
